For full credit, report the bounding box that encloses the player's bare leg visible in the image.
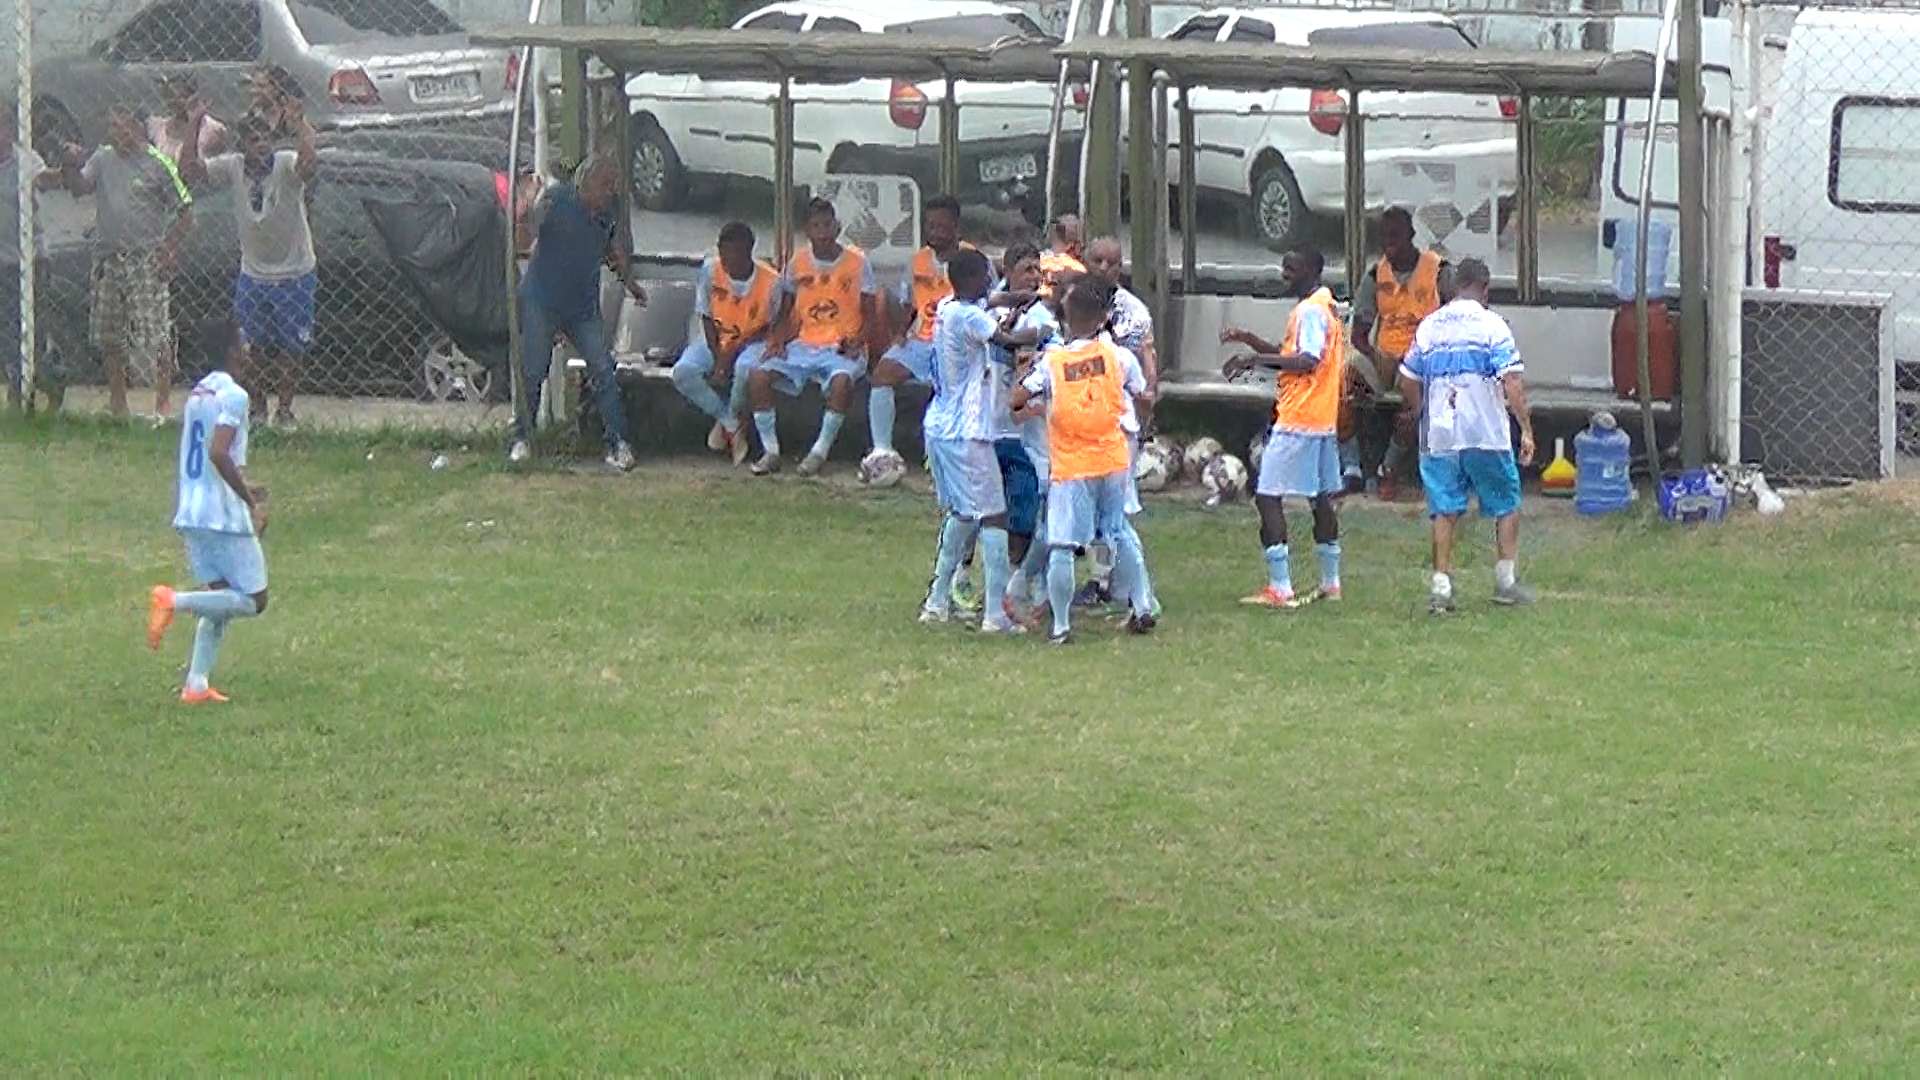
[1429,513,1459,615]
[1491,512,1535,606]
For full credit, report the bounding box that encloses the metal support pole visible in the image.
[773,77,795,268]
[1677,0,1708,467]
[1145,75,1170,337]
[939,75,960,197]
[1078,0,1122,237]
[1515,90,1540,304]
[559,0,587,167]
[505,0,547,439]
[1043,0,1087,223]
[1178,82,1197,294]
[1342,91,1366,298]
[1724,0,1754,461]
[1634,0,1682,476]
[16,0,37,412]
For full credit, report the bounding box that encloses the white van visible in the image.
[1594,14,1733,289]
[1758,8,1920,370]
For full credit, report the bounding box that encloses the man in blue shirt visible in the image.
[509,157,648,471]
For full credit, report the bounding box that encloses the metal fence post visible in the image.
[15,0,36,412]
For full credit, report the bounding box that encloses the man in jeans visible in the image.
[509,156,647,471]
[55,104,194,418]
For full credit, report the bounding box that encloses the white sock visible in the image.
[1432,572,1453,597]
[1495,560,1517,590]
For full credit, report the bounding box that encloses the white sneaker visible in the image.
[918,605,951,625]
[706,421,729,453]
[606,442,636,472]
[796,450,828,477]
[980,616,1027,635]
[508,440,531,463]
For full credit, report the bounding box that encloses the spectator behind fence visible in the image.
[54,104,194,419]
[4,102,63,408]
[149,74,230,163]
[508,155,649,472]
[177,98,319,430]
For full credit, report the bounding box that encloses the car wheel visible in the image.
[629,116,687,212]
[31,99,81,163]
[1246,157,1307,252]
[417,333,493,404]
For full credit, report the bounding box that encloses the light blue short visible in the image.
[181,527,268,595]
[1046,471,1133,549]
[927,437,1007,519]
[1422,449,1522,519]
[1256,428,1343,499]
[884,338,937,383]
[672,339,763,384]
[765,342,862,395]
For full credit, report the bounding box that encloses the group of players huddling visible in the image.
[146,173,1540,698]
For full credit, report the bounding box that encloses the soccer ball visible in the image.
[860,448,909,488]
[1147,434,1183,479]
[1134,440,1174,492]
[1202,453,1249,507]
[1182,436,1223,481]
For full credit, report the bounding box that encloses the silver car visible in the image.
[31,0,517,154]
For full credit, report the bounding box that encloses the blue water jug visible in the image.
[1574,411,1635,515]
[1608,217,1673,302]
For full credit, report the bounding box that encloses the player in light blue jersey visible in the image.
[146,316,270,704]
[920,248,1042,633]
[994,243,1061,620]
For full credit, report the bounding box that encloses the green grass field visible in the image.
[6,417,1920,1072]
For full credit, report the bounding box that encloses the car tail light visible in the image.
[889,79,928,130]
[1308,89,1346,137]
[1071,82,1089,110]
[505,51,522,93]
[1498,95,1519,119]
[329,68,380,107]
[1763,235,1786,288]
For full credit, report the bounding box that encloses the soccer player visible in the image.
[147,317,269,704]
[747,197,878,476]
[670,220,777,465]
[507,156,649,472]
[1013,279,1156,644]
[1222,247,1348,608]
[990,242,1058,617]
[868,194,968,458]
[177,98,319,430]
[55,104,194,419]
[1353,206,1453,501]
[920,248,1037,632]
[1395,257,1538,613]
[1039,214,1085,290]
[1078,236,1160,613]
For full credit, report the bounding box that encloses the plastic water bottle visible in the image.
[1609,218,1673,301]
[1574,411,1635,515]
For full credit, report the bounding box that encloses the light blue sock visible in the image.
[926,515,976,613]
[1020,514,1049,587]
[810,411,845,458]
[173,588,258,620]
[754,409,780,457]
[674,362,730,424]
[1046,546,1076,636]
[728,367,752,419]
[186,617,227,692]
[1315,541,1342,591]
[1339,437,1362,477]
[1265,543,1293,595]
[868,386,897,453]
[1113,523,1154,615]
[980,526,1012,625]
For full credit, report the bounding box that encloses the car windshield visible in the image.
[884,14,1049,40]
[291,0,463,43]
[1306,21,1474,51]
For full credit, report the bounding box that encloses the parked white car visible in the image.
[624,0,1081,224]
[1161,7,1518,250]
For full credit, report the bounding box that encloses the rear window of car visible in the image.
[884,14,1049,40]
[1306,21,1474,51]
[291,0,463,43]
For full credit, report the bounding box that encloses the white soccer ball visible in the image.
[1202,453,1249,507]
[1148,434,1182,476]
[1134,441,1173,492]
[1182,436,1223,481]
[860,448,909,488]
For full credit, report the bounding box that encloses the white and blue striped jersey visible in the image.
[924,296,1006,442]
[173,371,254,535]
[1399,297,1524,455]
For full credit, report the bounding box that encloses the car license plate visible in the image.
[410,71,482,104]
[979,153,1038,184]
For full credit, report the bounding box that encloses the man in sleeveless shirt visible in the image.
[671,221,777,466]
[868,194,967,458]
[1352,207,1453,502]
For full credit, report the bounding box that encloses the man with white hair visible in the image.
[508,156,648,471]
